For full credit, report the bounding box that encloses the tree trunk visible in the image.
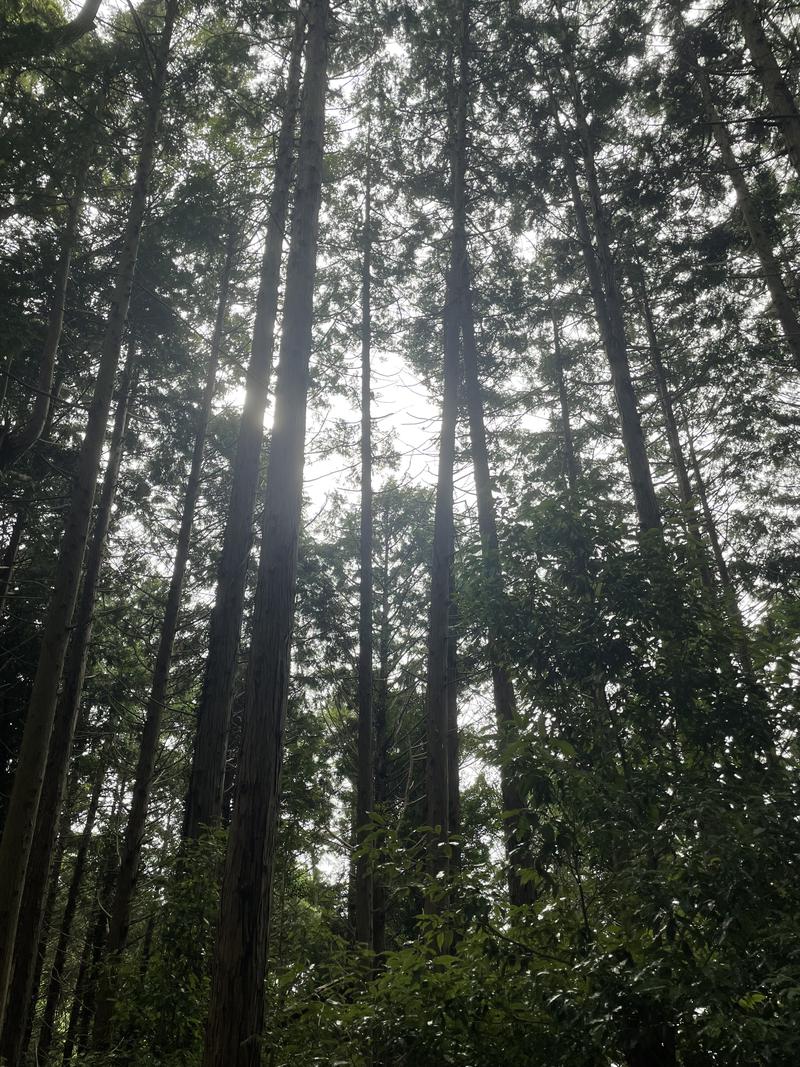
[683,421,754,675]
[675,16,800,368]
[355,130,374,951]
[183,9,305,841]
[58,771,125,1064]
[731,0,800,183]
[202,6,328,1063]
[372,509,391,959]
[0,349,135,1065]
[451,0,532,902]
[92,246,231,1050]
[554,52,662,532]
[0,506,25,614]
[0,122,95,471]
[634,271,715,579]
[550,307,580,493]
[425,267,458,884]
[35,744,109,1064]
[22,799,70,1060]
[0,0,177,1028]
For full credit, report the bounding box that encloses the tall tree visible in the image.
[0,344,136,1066]
[202,2,329,1061]
[354,128,374,950]
[454,0,535,905]
[93,244,233,1050]
[553,15,662,533]
[0,3,178,1020]
[183,7,305,841]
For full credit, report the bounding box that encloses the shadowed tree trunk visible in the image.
[183,9,305,842]
[355,129,374,951]
[64,774,126,1064]
[731,0,800,183]
[0,506,25,614]
[35,742,110,1064]
[0,0,178,1028]
[0,347,135,1065]
[0,107,99,471]
[202,5,328,1062]
[93,246,232,1051]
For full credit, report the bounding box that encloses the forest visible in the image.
[0,0,798,1063]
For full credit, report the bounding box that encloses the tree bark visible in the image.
[0,347,135,1062]
[675,16,800,368]
[0,126,95,471]
[22,799,71,1061]
[183,9,305,841]
[425,266,459,882]
[451,1,533,903]
[66,777,125,1064]
[202,5,328,1062]
[93,246,231,1051]
[35,744,109,1064]
[0,506,25,614]
[683,421,754,676]
[731,0,800,183]
[634,272,716,581]
[554,49,662,532]
[0,0,177,1029]
[354,129,374,951]
[372,506,391,959]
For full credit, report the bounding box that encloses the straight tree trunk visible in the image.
[93,247,232,1050]
[0,121,95,471]
[424,3,467,889]
[675,15,800,368]
[0,348,135,1065]
[0,506,25,614]
[183,9,305,841]
[634,274,713,576]
[425,268,459,881]
[67,778,125,1064]
[446,570,460,849]
[0,0,178,1027]
[683,422,754,674]
[354,131,374,951]
[452,1,532,902]
[546,86,660,532]
[731,0,800,183]
[22,799,71,1058]
[35,743,109,1064]
[202,6,328,1062]
[550,307,579,493]
[556,50,662,532]
[61,923,92,1066]
[372,509,391,959]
